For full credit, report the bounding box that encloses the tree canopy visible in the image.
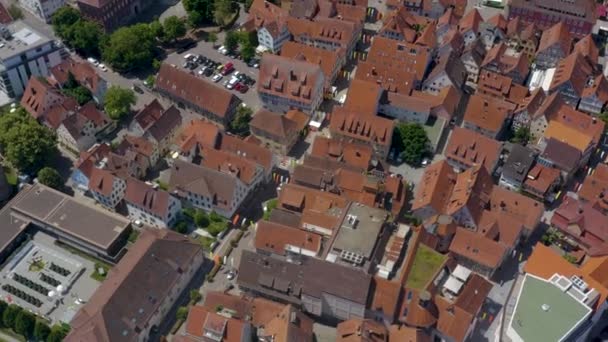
[101,24,156,72]
[163,16,187,42]
[2,304,20,329]
[0,109,57,175]
[51,7,104,56]
[51,7,81,39]
[14,310,35,337]
[224,31,239,53]
[511,126,532,145]
[104,86,136,121]
[394,123,430,166]
[183,0,215,26]
[33,320,51,341]
[214,0,236,26]
[37,167,63,190]
[229,105,253,135]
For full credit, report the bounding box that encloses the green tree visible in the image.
[67,20,104,56]
[240,43,255,62]
[190,290,202,304]
[46,324,69,342]
[183,0,215,26]
[207,32,218,46]
[34,321,51,341]
[8,4,23,19]
[51,6,81,39]
[104,86,136,121]
[176,306,189,320]
[224,31,239,53]
[163,16,187,42]
[37,167,63,190]
[64,86,93,105]
[0,301,7,327]
[2,304,21,329]
[599,112,608,130]
[394,123,430,166]
[511,126,532,145]
[152,58,162,71]
[229,105,253,135]
[0,109,57,174]
[214,0,235,26]
[209,211,223,222]
[194,210,210,227]
[101,24,155,72]
[174,220,188,234]
[14,311,35,337]
[149,20,164,40]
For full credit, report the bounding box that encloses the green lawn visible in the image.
[406,244,446,290]
[0,328,25,342]
[91,262,109,282]
[2,166,17,186]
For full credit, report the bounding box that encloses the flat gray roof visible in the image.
[11,185,130,249]
[331,204,387,259]
[0,21,52,60]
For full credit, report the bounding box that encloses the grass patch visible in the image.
[199,236,216,250]
[406,244,446,290]
[0,328,25,342]
[128,229,140,243]
[2,166,17,186]
[91,262,109,282]
[263,198,278,220]
[28,259,45,272]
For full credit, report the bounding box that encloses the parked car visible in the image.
[226,77,239,90]
[222,62,234,75]
[98,63,107,72]
[198,66,208,75]
[238,83,249,93]
[212,74,223,82]
[132,85,144,94]
[87,57,99,66]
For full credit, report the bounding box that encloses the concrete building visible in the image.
[507,0,596,38]
[0,20,65,99]
[19,0,65,22]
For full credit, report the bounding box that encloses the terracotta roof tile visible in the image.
[199,148,259,185]
[537,22,572,55]
[544,120,593,152]
[343,79,382,114]
[124,178,172,217]
[337,319,388,342]
[50,57,105,94]
[255,220,322,256]
[280,41,345,87]
[288,16,360,49]
[449,227,507,269]
[250,109,309,140]
[489,186,543,231]
[363,36,431,82]
[246,0,289,38]
[329,107,395,148]
[463,94,513,135]
[549,51,596,97]
[573,34,599,64]
[523,164,560,196]
[579,163,608,212]
[445,127,502,172]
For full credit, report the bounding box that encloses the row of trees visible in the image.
[51,7,188,72]
[0,301,69,341]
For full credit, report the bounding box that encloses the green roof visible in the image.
[405,244,446,290]
[510,275,591,342]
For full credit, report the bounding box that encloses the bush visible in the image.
[176,306,189,320]
[182,207,196,219]
[14,310,35,337]
[2,304,21,329]
[263,198,278,220]
[190,290,202,304]
[174,220,189,234]
[207,222,227,237]
[194,211,210,227]
[209,211,223,223]
[34,320,51,341]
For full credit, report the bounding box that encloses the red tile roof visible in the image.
[329,107,395,148]
[255,220,322,256]
[445,127,502,172]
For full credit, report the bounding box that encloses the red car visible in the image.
[234,83,243,91]
[238,83,249,93]
[222,62,234,75]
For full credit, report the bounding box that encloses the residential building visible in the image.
[237,250,371,321]
[499,144,537,191]
[70,143,112,192]
[129,99,183,154]
[378,6,434,44]
[329,107,395,159]
[511,88,546,132]
[573,34,599,64]
[549,52,597,106]
[534,22,572,69]
[481,43,529,84]
[480,13,507,48]
[551,195,608,257]
[460,38,486,87]
[449,227,510,278]
[49,57,107,103]
[19,0,64,22]
[168,159,249,219]
[522,164,561,201]
[255,220,322,257]
[258,54,325,114]
[540,120,595,169]
[476,70,527,102]
[458,9,482,47]
[0,20,65,99]
[66,229,206,342]
[249,109,309,155]
[175,305,252,342]
[116,135,159,176]
[287,16,362,57]
[422,52,467,95]
[244,0,290,52]
[579,74,608,115]
[199,292,314,341]
[462,94,514,139]
[505,17,539,61]
[507,0,596,38]
[56,102,112,153]
[124,178,181,229]
[155,64,240,127]
[579,164,608,213]
[280,41,346,90]
[336,319,388,342]
[20,76,79,129]
[88,168,126,209]
[343,79,382,115]
[444,127,503,173]
[537,138,583,183]
[76,0,152,31]
[379,86,461,124]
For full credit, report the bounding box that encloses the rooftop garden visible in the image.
[405,244,446,290]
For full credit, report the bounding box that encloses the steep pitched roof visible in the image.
[250,109,309,140]
[537,22,572,54]
[329,107,394,148]
[124,178,172,217]
[445,127,502,171]
[255,220,322,256]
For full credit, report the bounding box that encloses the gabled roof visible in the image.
[88,168,119,197]
[20,77,66,119]
[543,120,593,152]
[50,57,105,94]
[549,51,596,97]
[329,107,395,148]
[449,227,507,269]
[66,229,202,342]
[463,94,513,134]
[579,163,608,212]
[246,0,289,37]
[458,9,482,35]
[258,54,324,105]
[175,119,221,152]
[337,318,388,342]
[573,34,599,64]
[133,99,164,131]
[486,13,507,31]
[280,41,344,85]
[156,64,239,119]
[255,220,322,256]
[124,178,172,218]
[380,6,432,44]
[146,105,182,142]
[537,22,572,55]
[199,148,259,185]
[250,109,309,140]
[445,127,502,171]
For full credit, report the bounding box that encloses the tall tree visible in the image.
[67,20,104,57]
[104,86,136,121]
[183,0,215,26]
[33,321,51,341]
[2,305,21,329]
[224,31,239,53]
[37,167,63,190]
[51,6,81,39]
[0,109,57,174]
[214,0,235,26]
[229,105,253,135]
[394,123,430,166]
[163,16,187,42]
[101,24,155,72]
[14,311,35,337]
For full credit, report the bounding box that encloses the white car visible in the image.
[212,74,223,82]
[226,77,238,90]
[87,57,99,66]
[198,66,207,75]
[183,53,193,60]
[219,46,228,55]
[98,63,108,72]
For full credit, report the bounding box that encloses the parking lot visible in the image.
[164,38,263,111]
